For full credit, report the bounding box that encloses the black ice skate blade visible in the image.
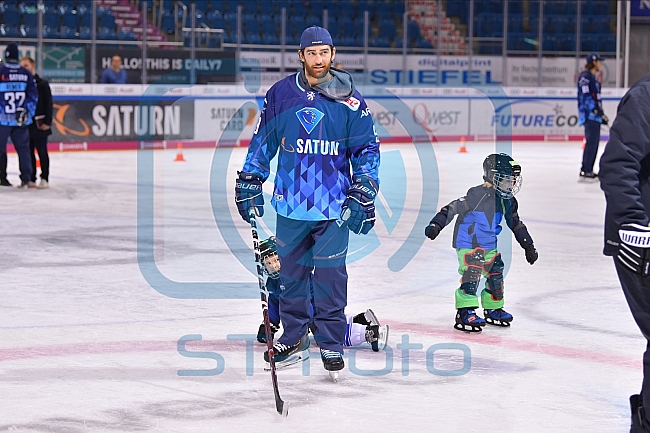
[485,318,512,327]
[328,371,339,383]
[454,323,484,333]
[264,353,309,371]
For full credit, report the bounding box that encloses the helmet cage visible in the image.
[260,237,281,279]
[493,172,522,198]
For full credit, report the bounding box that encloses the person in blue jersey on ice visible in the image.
[577,52,608,182]
[235,26,380,377]
[0,43,38,188]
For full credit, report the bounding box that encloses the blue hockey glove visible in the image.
[341,176,378,235]
[235,171,264,223]
[618,223,650,281]
[425,222,442,240]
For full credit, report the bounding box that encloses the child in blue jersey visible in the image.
[577,53,608,182]
[0,43,38,188]
[425,154,538,333]
[235,26,380,377]
[255,237,389,352]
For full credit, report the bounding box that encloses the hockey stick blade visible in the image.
[249,210,289,416]
[276,392,289,416]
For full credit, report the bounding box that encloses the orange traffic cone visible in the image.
[35,150,40,168]
[458,136,468,153]
[174,142,186,162]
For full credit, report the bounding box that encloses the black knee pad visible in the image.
[461,248,485,283]
[460,280,480,296]
[486,254,504,299]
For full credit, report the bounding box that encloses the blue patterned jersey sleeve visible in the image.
[242,93,280,181]
[347,95,380,185]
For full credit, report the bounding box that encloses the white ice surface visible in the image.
[0,141,642,432]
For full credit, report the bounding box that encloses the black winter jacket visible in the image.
[28,74,53,138]
[600,73,650,256]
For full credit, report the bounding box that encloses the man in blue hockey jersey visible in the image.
[0,43,37,188]
[235,26,380,377]
[577,52,607,182]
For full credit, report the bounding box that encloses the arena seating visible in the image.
[3,0,165,45]
[457,0,616,54]
[0,0,616,54]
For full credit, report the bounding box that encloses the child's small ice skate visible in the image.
[365,324,389,351]
[484,308,513,327]
[454,308,486,333]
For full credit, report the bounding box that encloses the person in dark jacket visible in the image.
[600,73,650,433]
[425,153,538,333]
[577,52,608,182]
[20,56,52,189]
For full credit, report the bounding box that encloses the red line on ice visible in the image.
[391,320,640,369]
[0,322,640,370]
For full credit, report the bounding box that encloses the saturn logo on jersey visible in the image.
[296,107,324,134]
[295,138,340,155]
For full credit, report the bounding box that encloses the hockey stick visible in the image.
[248,209,289,417]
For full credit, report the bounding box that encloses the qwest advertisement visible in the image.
[362,94,619,142]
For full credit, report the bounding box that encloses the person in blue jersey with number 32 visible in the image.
[235,26,380,378]
[0,43,38,188]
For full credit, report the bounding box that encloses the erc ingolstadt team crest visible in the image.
[296,107,325,134]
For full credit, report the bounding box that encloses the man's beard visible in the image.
[304,60,332,82]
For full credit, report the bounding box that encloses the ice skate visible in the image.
[264,333,310,371]
[454,308,486,333]
[321,349,344,382]
[256,321,280,344]
[484,308,513,327]
[365,324,389,351]
[579,171,598,183]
